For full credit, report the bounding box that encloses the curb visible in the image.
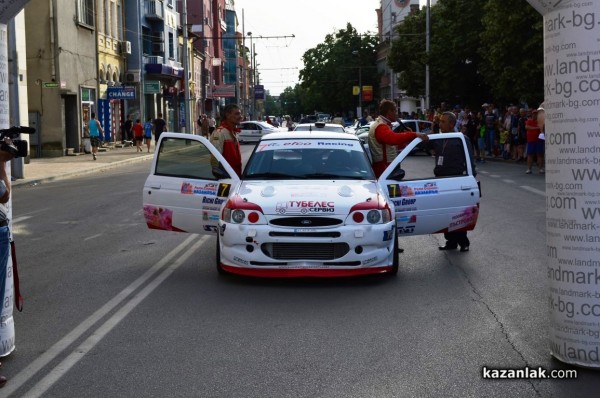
[12,153,154,188]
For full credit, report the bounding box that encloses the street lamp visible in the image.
[247,32,253,119]
[352,50,362,118]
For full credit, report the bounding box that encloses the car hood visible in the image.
[236,180,381,216]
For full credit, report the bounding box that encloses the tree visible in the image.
[298,23,379,116]
[388,0,543,109]
[479,0,543,106]
[389,0,490,108]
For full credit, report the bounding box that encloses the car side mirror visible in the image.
[212,163,231,179]
[388,168,405,181]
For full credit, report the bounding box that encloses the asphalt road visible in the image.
[3,150,598,397]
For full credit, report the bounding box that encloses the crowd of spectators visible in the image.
[423,102,545,173]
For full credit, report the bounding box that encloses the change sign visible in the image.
[107,86,136,100]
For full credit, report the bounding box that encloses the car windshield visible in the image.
[244,139,375,180]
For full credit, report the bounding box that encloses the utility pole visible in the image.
[425,0,430,111]
[182,0,191,133]
[352,50,362,118]
[247,32,253,119]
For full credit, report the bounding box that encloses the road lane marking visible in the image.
[24,235,210,398]
[11,216,32,224]
[520,185,545,196]
[83,234,102,241]
[502,179,515,184]
[3,234,201,397]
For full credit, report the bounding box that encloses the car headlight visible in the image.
[366,210,381,224]
[346,196,392,225]
[222,195,266,225]
[231,209,245,223]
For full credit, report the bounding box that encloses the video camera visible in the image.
[0,126,36,158]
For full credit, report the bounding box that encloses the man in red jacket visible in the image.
[368,100,429,177]
[210,104,243,177]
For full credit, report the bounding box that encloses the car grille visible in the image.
[269,217,342,227]
[269,231,341,238]
[261,243,349,260]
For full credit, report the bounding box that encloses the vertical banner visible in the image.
[0,23,15,357]
[527,0,600,368]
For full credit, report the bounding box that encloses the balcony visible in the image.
[145,55,164,65]
[145,0,164,20]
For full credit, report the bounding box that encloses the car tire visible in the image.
[389,228,399,276]
[216,234,228,275]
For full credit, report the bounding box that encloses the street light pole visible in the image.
[182,0,191,133]
[352,50,362,118]
[247,32,253,119]
[425,0,430,111]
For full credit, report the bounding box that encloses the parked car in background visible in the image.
[396,120,434,154]
[238,121,279,143]
[299,115,318,124]
[316,113,331,122]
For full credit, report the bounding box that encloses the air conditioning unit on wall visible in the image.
[125,70,140,83]
[121,41,132,55]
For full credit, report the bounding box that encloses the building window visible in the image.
[168,32,174,59]
[117,1,123,40]
[78,0,95,27]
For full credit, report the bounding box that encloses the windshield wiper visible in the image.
[302,173,361,179]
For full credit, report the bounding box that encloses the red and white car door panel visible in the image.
[378,133,480,236]
[143,133,240,234]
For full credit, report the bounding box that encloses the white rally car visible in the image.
[143,131,479,277]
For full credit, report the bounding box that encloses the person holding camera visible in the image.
[0,138,14,388]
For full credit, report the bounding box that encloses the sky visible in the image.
[233,0,381,96]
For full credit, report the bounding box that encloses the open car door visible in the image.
[143,133,240,234]
[378,133,480,236]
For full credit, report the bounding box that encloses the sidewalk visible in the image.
[11,144,155,187]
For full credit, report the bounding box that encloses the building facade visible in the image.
[377,0,420,114]
[25,0,98,157]
[20,0,263,157]
[97,0,128,143]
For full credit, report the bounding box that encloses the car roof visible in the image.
[241,120,274,127]
[293,122,347,131]
[260,131,359,141]
[400,119,431,123]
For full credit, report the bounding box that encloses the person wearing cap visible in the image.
[525,109,545,174]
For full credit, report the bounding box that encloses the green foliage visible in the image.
[275,1,543,115]
[479,0,543,105]
[298,23,379,116]
[388,0,543,108]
